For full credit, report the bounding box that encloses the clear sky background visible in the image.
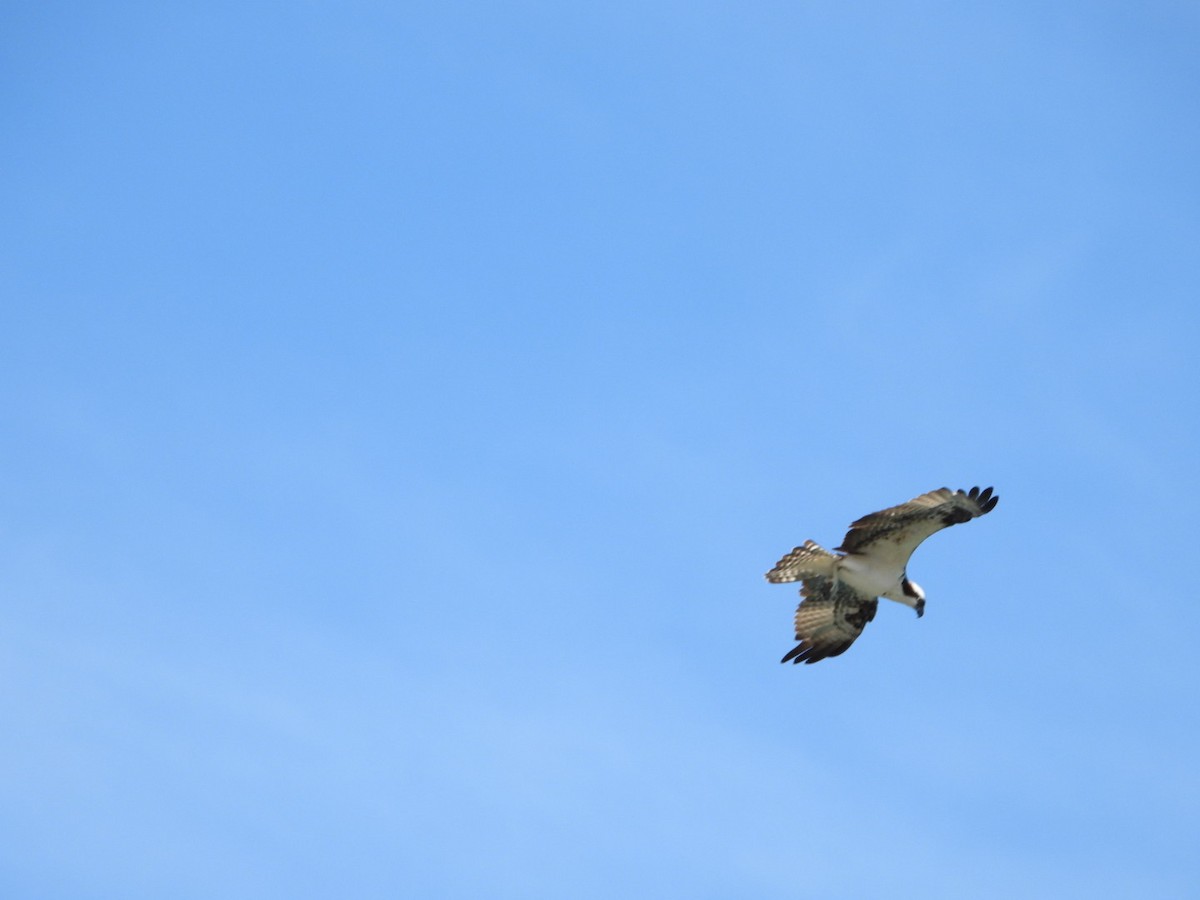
[3,3,1199,897]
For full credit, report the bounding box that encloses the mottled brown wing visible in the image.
[780,578,879,665]
[765,539,838,584]
[836,486,999,565]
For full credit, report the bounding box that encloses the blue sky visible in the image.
[3,2,1199,897]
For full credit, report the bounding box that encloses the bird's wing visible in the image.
[780,577,878,665]
[834,486,998,571]
[765,539,838,583]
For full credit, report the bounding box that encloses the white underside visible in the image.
[835,555,912,606]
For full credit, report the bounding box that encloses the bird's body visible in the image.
[766,486,998,664]
[837,552,911,605]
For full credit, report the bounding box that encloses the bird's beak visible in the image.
[915,599,925,618]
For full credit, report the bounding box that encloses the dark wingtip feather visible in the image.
[959,485,999,516]
[781,641,832,664]
[780,644,807,664]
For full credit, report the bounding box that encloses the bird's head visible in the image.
[890,577,925,618]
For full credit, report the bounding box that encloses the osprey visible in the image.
[766,486,998,664]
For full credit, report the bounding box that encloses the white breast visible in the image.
[836,554,904,598]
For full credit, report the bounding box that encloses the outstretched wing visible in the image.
[765,539,838,584]
[835,486,998,570]
[780,577,878,665]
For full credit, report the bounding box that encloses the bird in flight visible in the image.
[765,486,998,665]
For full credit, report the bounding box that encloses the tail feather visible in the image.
[765,539,837,584]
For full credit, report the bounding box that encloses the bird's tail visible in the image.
[765,540,838,584]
